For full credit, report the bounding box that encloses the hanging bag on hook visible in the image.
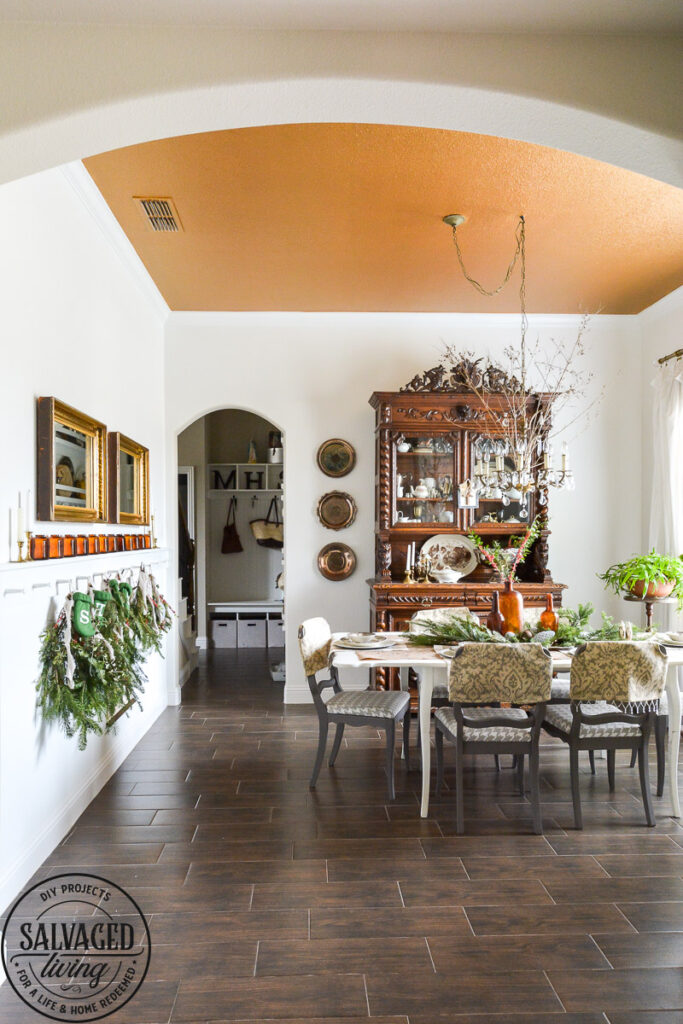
[250,496,283,549]
[221,497,243,554]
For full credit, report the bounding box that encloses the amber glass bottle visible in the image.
[499,579,524,634]
[539,593,559,633]
[486,591,505,635]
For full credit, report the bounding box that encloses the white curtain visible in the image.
[650,360,683,554]
[650,359,683,628]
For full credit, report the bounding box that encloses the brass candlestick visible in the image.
[17,539,26,562]
[25,531,33,561]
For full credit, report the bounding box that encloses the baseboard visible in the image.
[0,697,166,918]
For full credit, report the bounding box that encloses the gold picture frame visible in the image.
[108,432,150,525]
[37,398,107,523]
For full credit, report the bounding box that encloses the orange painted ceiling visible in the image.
[84,123,683,313]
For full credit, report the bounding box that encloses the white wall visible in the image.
[165,311,643,701]
[0,166,169,915]
[0,29,681,189]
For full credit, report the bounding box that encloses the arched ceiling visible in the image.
[84,123,683,314]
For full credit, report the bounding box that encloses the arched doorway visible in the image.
[177,407,285,703]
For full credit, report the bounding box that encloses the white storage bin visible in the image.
[211,618,237,648]
[267,616,285,647]
[238,616,267,648]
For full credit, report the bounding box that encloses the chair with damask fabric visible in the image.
[434,643,553,834]
[543,641,668,828]
[298,617,411,800]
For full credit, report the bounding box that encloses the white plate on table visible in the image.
[335,634,398,650]
[660,633,683,648]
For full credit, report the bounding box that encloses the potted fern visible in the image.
[598,550,683,610]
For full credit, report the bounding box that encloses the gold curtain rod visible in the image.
[658,348,683,365]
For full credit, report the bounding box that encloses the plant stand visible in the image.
[623,593,677,630]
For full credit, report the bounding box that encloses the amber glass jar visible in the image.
[62,535,75,557]
[87,535,99,555]
[30,535,48,559]
[486,591,505,635]
[143,534,151,549]
[499,579,524,634]
[48,535,63,558]
[539,593,559,633]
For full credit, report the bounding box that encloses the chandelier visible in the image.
[442,212,578,517]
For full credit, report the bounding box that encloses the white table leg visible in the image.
[667,664,681,818]
[399,667,410,760]
[419,666,436,818]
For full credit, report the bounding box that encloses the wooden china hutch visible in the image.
[369,362,566,687]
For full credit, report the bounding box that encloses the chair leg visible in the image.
[310,718,329,789]
[328,723,345,767]
[629,749,637,768]
[385,719,396,801]
[569,745,583,829]
[607,749,616,791]
[402,711,411,770]
[529,744,543,835]
[516,753,525,796]
[494,754,501,772]
[435,726,444,795]
[588,749,596,775]
[455,741,465,835]
[638,740,656,827]
[655,715,667,797]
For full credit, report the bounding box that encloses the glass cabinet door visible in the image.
[393,434,456,526]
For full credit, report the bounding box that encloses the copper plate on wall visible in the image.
[318,542,357,581]
[317,438,356,478]
[317,491,357,530]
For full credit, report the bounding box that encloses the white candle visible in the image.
[411,542,417,568]
[16,493,24,540]
[406,545,412,571]
[561,442,569,471]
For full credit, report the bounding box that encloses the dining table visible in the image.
[330,632,683,819]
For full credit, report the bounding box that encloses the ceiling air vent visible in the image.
[134,196,183,233]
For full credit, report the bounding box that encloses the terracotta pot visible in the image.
[630,580,675,601]
[499,579,524,634]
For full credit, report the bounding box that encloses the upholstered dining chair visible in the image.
[434,642,553,834]
[298,617,411,800]
[407,607,479,751]
[543,641,668,828]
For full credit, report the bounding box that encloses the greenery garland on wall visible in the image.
[37,567,173,749]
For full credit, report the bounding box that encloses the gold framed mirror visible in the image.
[37,397,107,522]
[108,433,149,525]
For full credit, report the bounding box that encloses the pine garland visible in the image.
[37,568,173,750]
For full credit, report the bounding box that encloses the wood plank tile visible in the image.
[326,857,469,882]
[548,967,683,1012]
[149,909,308,944]
[427,933,610,973]
[366,969,562,1015]
[193,822,318,841]
[159,840,294,863]
[597,854,683,877]
[171,974,368,1021]
[310,906,471,939]
[399,877,553,907]
[421,835,555,858]
[64,824,196,845]
[617,901,683,932]
[145,939,258,981]
[256,936,431,976]
[548,834,683,856]
[186,860,327,884]
[153,806,272,825]
[594,931,683,968]
[465,902,635,935]
[461,855,608,880]
[125,883,253,913]
[44,843,164,866]
[545,876,683,903]
[252,880,402,909]
[407,1016,605,1024]
[294,838,424,860]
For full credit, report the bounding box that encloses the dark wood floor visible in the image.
[3,649,683,1023]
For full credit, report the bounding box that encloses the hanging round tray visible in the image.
[318,542,357,581]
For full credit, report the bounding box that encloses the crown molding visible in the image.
[60,161,169,322]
